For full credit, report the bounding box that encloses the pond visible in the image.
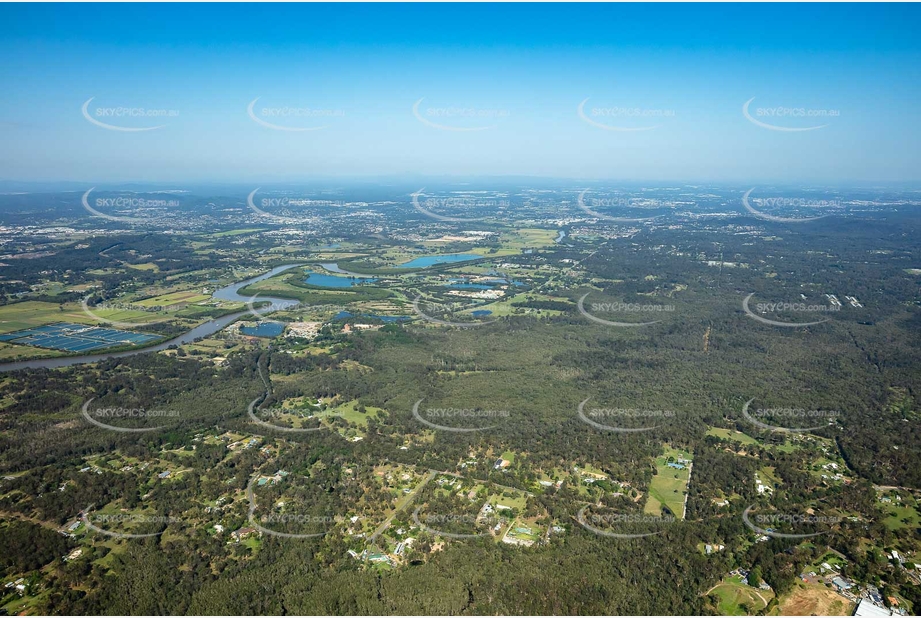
[240,322,285,338]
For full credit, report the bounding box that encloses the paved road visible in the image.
[369,469,437,543]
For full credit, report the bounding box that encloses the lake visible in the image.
[240,322,285,337]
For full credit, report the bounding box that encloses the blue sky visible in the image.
[1,3,919,184]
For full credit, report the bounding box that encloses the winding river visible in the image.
[0,264,305,373]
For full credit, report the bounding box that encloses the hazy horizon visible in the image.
[2,3,920,184]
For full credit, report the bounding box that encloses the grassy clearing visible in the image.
[0,342,64,360]
[707,427,758,446]
[134,290,210,308]
[87,307,168,325]
[710,575,773,615]
[316,399,383,426]
[882,504,920,531]
[644,446,692,519]
[0,301,99,333]
[489,491,528,512]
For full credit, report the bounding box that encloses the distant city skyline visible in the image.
[2,3,920,184]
